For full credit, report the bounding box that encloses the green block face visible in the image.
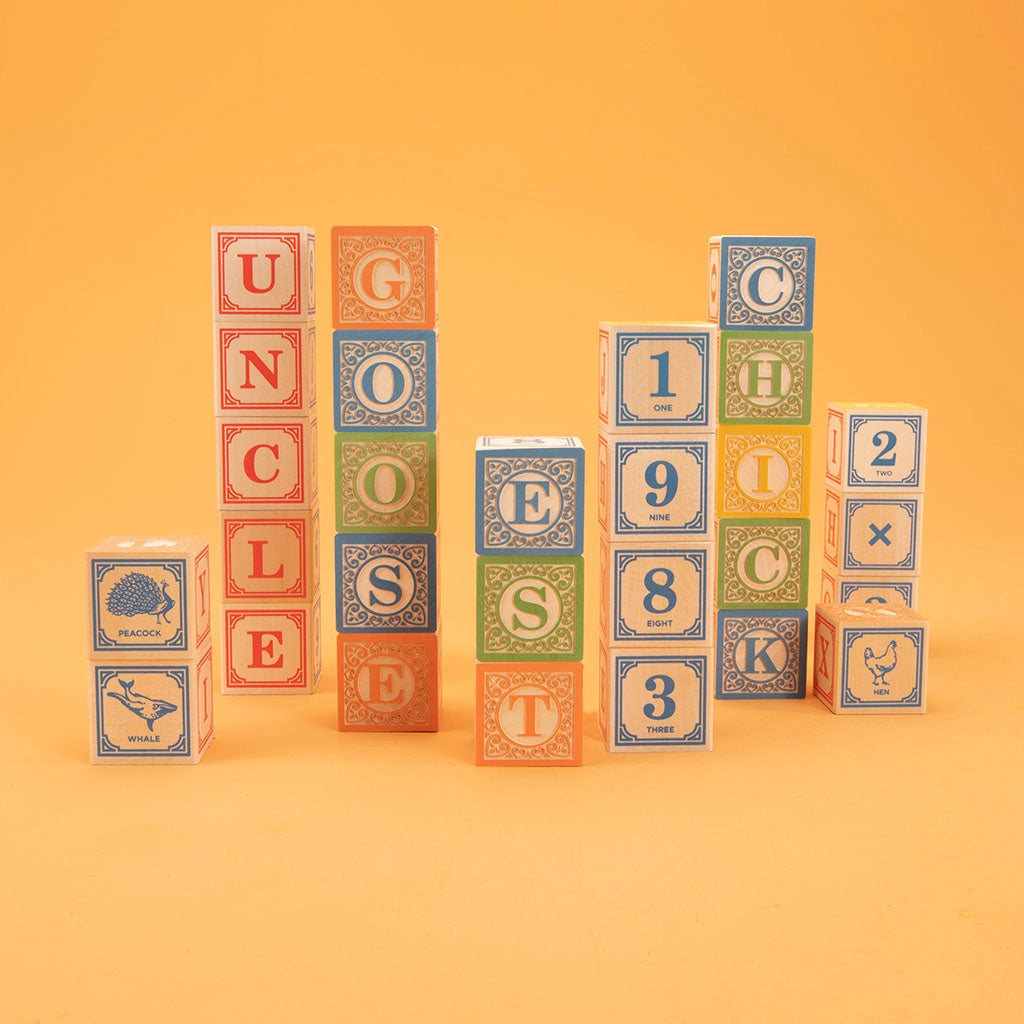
[717,518,809,608]
[335,432,437,533]
[718,332,813,424]
[477,556,584,661]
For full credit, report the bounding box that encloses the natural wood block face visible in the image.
[475,663,583,766]
[222,600,322,695]
[717,426,811,517]
[476,556,583,662]
[717,518,809,609]
[707,236,815,331]
[598,323,717,433]
[212,226,315,322]
[331,226,438,330]
[335,432,436,533]
[718,331,813,425]
[598,432,715,541]
[86,537,211,661]
[214,323,316,417]
[217,419,318,510]
[825,403,927,491]
[823,489,923,574]
[814,602,928,714]
[821,568,918,608]
[598,643,712,752]
[220,508,319,601]
[337,633,439,732]
[715,609,808,699]
[89,646,214,764]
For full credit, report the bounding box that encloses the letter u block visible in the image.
[813,603,928,714]
[821,568,919,609]
[220,508,319,601]
[715,610,808,699]
[217,419,318,510]
[222,599,322,694]
[825,403,927,491]
[717,426,811,518]
[823,490,923,574]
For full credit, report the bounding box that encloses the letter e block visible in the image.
[716,610,808,699]
[222,600,322,694]
[220,508,319,600]
[218,419,318,509]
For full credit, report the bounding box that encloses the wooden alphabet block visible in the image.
[477,556,583,662]
[331,226,438,330]
[220,508,319,601]
[715,610,808,699]
[214,323,316,417]
[813,602,928,714]
[335,534,437,633]
[598,642,712,752]
[475,663,583,766]
[825,403,927,491]
[86,537,211,661]
[597,432,715,541]
[598,323,717,432]
[823,489,923,574]
[89,645,214,764]
[717,518,809,609]
[717,426,811,518]
[338,632,439,731]
[335,432,437,534]
[217,418,318,510]
[821,568,918,608]
[718,331,813,425]
[222,599,322,694]
[333,330,437,433]
[475,436,584,556]
[212,226,315,322]
[708,236,815,331]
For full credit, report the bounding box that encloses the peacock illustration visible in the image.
[107,678,178,731]
[105,572,176,624]
[864,640,898,688]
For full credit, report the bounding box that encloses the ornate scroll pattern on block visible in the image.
[480,561,579,658]
[337,235,427,325]
[723,338,809,422]
[338,338,430,429]
[724,243,810,328]
[339,540,431,631]
[719,616,802,696]
[338,437,432,530]
[722,433,806,515]
[482,669,577,763]
[341,638,431,727]
[482,457,578,551]
[721,523,805,606]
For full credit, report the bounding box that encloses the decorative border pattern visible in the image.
[842,497,920,572]
[90,558,188,653]
[716,610,808,699]
[614,331,712,428]
[847,413,924,488]
[612,438,709,535]
[612,548,708,643]
[613,652,709,747]
[840,627,925,709]
[94,664,190,757]
[720,236,814,330]
[719,332,813,424]
[717,519,809,608]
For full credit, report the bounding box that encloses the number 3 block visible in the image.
[825,403,927,491]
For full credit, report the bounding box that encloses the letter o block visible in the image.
[222,601,322,694]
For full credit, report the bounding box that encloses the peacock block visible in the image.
[825,403,927,492]
[824,489,923,575]
[86,537,211,661]
[335,432,437,534]
[598,322,717,433]
[718,331,813,425]
[477,556,583,662]
[707,236,815,331]
[212,225,316,323]
[597,431,715,542]
[333,330,437,433]
[338,632,440,732]
[89,644,215,764]
[331,225,438,330]
[717,425,811,518]
[717,518,810,610]
[821,568,919,609]
[813,602,928,714]
[222,597,322,695]
[598,642,713,753]
[220,507,320,602]
[475,662,583,767]
[716,609,808,699]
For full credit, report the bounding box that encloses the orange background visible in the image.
[2,1,1022,1020]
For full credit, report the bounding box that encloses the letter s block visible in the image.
[222,600,322,694]
[218,419,318,509]
[825,403,927,491]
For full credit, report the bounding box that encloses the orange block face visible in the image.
[331,226,438,329]
[475,663,583,767]
[337,633,439,732]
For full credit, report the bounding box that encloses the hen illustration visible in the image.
[105,572,176,624]
[106,678,178,731]
[864,640,898,687]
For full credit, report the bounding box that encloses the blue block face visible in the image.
[837,411,926,489]
[93,664,192,758]
[716,609,808,699]
[840,625,927,710]
[333,330,437,432]
[712,236,815,331]
[335,534,437,632]
[839,578,917,606]
[475,439,584,556]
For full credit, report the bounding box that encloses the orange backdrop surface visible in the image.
[2,1,1023,1021]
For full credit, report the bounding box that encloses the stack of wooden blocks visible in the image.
[597,324,717,752]
[708,237,815,701]
[212,226,322,694]
[331,227,441,731]
[475,436,585,765]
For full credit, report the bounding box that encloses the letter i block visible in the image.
[813,603,928,714]
[598,323,717,432]
[707,236,815,331]
[476,663,583,766]
[222,599,322,694]
[218,419,318,509]
[598,643,712,752]
[86,537,211,660]
[335,432,437,533]
[220,508,320,601]
[475,436,584,556]
[718,426,811,517]
[90,646,214,764]
[337,633,439,731]
[825,403,927,491]
[718,331,813,425]
[212,226,315,322]
[717,518,810,609]
[214,323,316,417]
[821,568,919,608]
[331,226,438,330]
[715,610,808,699]
[823,490,923,574]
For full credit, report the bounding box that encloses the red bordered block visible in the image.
[337,632,440,732]
[217,418,318,510]
[222,599,322,695]
[220,507,320,601]
[214,323,316,417]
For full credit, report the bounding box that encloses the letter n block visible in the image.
[218,419,318,509]
[825,403,927,491]
[214,323,316,416]
[220,508,320,600]
[716,610,808,699]
[222,600,322,694]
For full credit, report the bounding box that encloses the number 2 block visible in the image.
[825,403,927,490]
[821,568,919,608]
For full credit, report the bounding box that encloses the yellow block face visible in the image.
[717,426,811,518]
